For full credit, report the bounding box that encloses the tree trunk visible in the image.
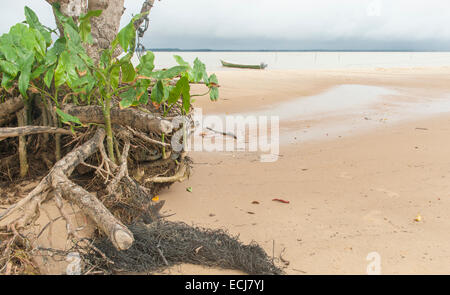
[86,0,125,63]
[47,0,125,63]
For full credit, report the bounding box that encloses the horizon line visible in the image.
[147,48,450,53]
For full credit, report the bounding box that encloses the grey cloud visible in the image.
[1,0,449,50]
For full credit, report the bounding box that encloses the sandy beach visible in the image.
[10,66,450,275]
[156,67,450,274]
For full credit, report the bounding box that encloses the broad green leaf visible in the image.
[44,64,56,88]
[121,61,136,83]
[148,66,189,80]
[79,10,102,44]
[135,79,151,105]
[32,28,47,59]
[116,22,135,53]
[45,38,66,66]
[174,55,190,67]
[31,64,46,79]
[181,81,191,113]
[18,52,34,98]
[0,38,18,62]
[1,73,14,90]
[52,3,77,31]
[113,14,141,52]
[192,58,207,83]
[137,51,155,76]
[136,87,149,105]
[63,23,82,48]
[54,51,69,87]
[110,66,120,89]
[0,60,19,77]
[25,6,52,46]
[9,24,35,51]
[168,76,189,105]
[151,80,167,104]
[56,108,82,125]
[210,87,219,101]
[100,49,111,68]
[119,88,137,109]
[208,73,219,101]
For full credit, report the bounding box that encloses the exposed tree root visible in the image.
[16,109,29,178]
[0,126,73,140]
[0,96,24,125]
[145,162,189,184]
[0,128,135,250]
[62,104,174,134]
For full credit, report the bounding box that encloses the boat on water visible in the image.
[221,60,268,70]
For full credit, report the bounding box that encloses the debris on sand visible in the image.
[81,221,283,275]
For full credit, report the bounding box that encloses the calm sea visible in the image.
[140,51,450,71]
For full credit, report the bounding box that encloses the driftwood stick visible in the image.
[62,104,173,134]
[0,126,73,139]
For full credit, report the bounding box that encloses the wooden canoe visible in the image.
[221,60,268,70]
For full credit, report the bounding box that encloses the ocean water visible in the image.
[142,51,450,71]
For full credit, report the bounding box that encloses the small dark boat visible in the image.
[221,60,268,70]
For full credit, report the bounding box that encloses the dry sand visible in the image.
[158,67,450,274]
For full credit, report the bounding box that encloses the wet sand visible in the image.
[159,67,450,274]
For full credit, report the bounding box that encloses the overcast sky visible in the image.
[1,0,450,50]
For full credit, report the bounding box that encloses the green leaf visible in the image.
[121,62,136,83]
[52,3,77,31]
[116,22,136,53]
[192,58,207,83]
[186,187,193,193]
[100,49,111,68]
[148,66,189,80]
[119,88,137,109]
[173,55,190,67]
[113,14,141,52]
[45,38,66,66]
[31,64,46,80]
[79,10,102,44]
[0,37,18,62]
[208,73,219,101]
[182,82,191,113]
[44,65,56,88]
[151,80,167,104]
[18,52,34,98]
[1,73,15,90]
[32,28,47,59]
[210,88,219,101]
[137,51,155,76]
[56,108,82,125]
[63,23,82,48]
[168,76,189,105]
[25,6,52,46]
[54,51,69,87]
[9,24,35,52]
[110,66,120,89]
[0,60,19,77]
